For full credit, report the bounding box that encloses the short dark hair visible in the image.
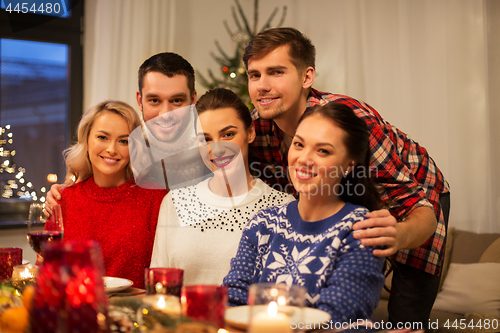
[195,88,252,130]
[299,102,382,211]
[138,52,195,96]
[243,27,316,73]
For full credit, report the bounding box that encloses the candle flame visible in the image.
[157,296,166,309]
[267,301,278,316]
[20,268,33,279]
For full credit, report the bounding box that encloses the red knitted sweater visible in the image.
[60,176,167,288]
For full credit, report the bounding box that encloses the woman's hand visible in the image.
[44,183,63,216]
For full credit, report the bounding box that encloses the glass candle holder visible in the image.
[0,247,23,280]
[137,294,182,332]
[11,264,39,290]
[29,240,109,333]
[181,285,227,329]
[144,267,183,296]
[248,283,306,333]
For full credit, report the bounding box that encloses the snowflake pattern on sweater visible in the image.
[223,201,385,322]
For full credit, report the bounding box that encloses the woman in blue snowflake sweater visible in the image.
[223,102,386,322]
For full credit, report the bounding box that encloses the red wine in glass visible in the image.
[27,231,64,255]
[28,203,64,264]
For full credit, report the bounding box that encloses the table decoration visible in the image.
[181,285,227,329]
[28,240,109,333]
[247,283,306,333]
[0,248,22,280]
[145,268,183,296]
[11,264,38,291]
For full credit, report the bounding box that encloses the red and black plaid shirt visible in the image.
[249,88,450,275]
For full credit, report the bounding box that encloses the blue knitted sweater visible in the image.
[222,200,385,322]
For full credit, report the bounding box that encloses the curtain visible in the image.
[300,0,498,233]
[83,0,175,110]
[83,0,499,233]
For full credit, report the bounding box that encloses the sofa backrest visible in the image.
[450,229,500,263]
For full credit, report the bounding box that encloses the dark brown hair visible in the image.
[138,52,195,96]
[298,102,382,211]
[243,27,316,73]
[195,88,252,130]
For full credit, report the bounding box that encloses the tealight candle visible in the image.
[12,264,38,281]
[11,264,38,290]
[142,294,182,316]
[248,301,292,333]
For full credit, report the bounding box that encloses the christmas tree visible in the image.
[197,0,287,109]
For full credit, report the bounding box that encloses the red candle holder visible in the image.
[181,285,227,329]
[29,240,109,333]
[144,267,183,296]
[0,247,22,280]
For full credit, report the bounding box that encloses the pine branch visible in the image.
[277,6,287,27]
[231,5,242,31]
[235,0,252,36]
[260,7,279,32]
[223,20,233,37]
[214,40,231,61]
[207,69,225,86]
[253,0,259,36]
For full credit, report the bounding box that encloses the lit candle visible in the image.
[143,294,182,316]
[12,264,38,281]
[248,301,293,333]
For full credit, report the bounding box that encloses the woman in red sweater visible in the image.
[57,100,167,288]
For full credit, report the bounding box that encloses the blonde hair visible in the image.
[63,100,141,185]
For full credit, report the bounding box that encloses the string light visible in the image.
[1,124,44,201]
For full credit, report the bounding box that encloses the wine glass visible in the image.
[27,203,64,265]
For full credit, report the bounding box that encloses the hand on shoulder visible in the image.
[352,209,400,257]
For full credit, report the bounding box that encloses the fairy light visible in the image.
[1,124,42,202]
[47,174,58,182]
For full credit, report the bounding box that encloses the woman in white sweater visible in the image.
[150,88,294,285]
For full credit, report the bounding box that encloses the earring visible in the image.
[344,169,349,176]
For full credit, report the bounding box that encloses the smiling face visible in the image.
[288,114,353,198]
[196,107,255,176]
[136,72,196,143]
[87,111,131,187]
[247,45,312,122]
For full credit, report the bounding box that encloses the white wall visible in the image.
[70,0,500,235]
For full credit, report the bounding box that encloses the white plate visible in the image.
[225,305,331,331]
[22,259,29,265]
[103,276,133,293]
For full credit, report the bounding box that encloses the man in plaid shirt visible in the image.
[244,27,450,328]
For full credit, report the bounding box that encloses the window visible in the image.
[0,0,83,224]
